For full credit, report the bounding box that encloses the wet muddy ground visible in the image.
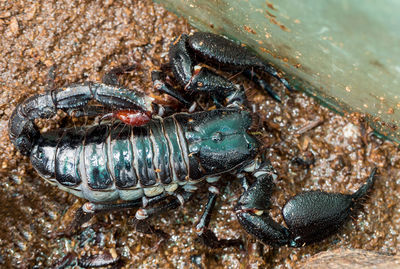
[0,0,400,268]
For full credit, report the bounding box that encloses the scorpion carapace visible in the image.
[9,31,377,266]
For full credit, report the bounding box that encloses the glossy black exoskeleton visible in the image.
[8,31,377,267]
[153,32,294,106]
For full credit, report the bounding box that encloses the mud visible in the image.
[0,0,399,268]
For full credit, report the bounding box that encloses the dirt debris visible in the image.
[0,0,399,268]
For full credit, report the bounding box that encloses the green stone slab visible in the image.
[156,0,400,143]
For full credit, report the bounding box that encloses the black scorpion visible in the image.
[9,32,377,267]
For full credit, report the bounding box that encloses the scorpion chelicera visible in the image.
[9,32,377,266]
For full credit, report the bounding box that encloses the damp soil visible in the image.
[0,0,400,268]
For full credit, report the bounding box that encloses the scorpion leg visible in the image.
[242,69,282,103]
[102,64,137,86]
[236,160,378,247]
[63,199,143,237]
[64,194,170,236]
[65,192,193,237]
[134,191,193,220]
[195,191,243,249]
[60,196,177,268]
[132,191,193,245]
[151,70,192,107]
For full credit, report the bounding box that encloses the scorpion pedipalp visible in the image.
[235,165,377,247]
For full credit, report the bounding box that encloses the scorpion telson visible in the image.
[9,32,377,266]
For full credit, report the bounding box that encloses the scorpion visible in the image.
[9,32,377,267]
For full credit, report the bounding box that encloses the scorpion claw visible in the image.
[236,166,378,247]
[282,168,377,246]
[236,210,292,247]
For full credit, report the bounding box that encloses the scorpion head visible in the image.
[182,109,260,178]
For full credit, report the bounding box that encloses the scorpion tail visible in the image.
[8,93,56,156]
[8,107,40,156]
[9,80,156,155]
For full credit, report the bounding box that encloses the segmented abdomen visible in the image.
[51,115,191,202]
[107,116,189,188]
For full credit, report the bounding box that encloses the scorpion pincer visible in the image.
[9,32,377,266]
